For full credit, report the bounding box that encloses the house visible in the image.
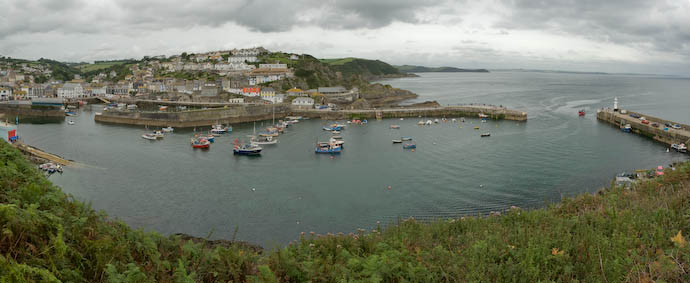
[90,84,107,96]
[228,98,245,104]
[286,87,308,97]
[106,84,129,96]
[21,84,45,99]
[200,83,220,97]
[318,86,347,95]
[0,86,12,100]
[242,87,260,97]
[318,86,353,103]
[248,68,290,85]
[260,87,275,98]
[57,82,85,98]
[289,54,299,60]
[228,56,258,63]
[292,97,314,108]
[259,63,287,69]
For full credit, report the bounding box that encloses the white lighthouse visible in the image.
[613,97,619,112]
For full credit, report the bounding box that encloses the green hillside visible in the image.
[2,139,689,281]
[320,57,404,78]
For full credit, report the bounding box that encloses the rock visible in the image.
[172,233,263,253]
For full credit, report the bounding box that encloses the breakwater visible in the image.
[95,104,290,127]
[95,104,527,127]
[597,109,690,148]
[293,105,527,121]
[0,102,65,118]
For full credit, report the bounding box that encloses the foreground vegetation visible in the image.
[1,140,689,281]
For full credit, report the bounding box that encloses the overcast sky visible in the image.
[1,0,689,75]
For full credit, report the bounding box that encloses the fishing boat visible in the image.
[315,142,342,154]
[671,143,687,153]
[151,130,164,139]
[332,130,340,134]
[474,126,480,130]
[251,135,278,145]
[418,120,424,125]
[330,136,345,147]
[481,118,487,123]
[481,133,491,137]
[67,120,75,125]
[390,125,400,129]
[425,120,433,125]
[323,125,343,131]
[401,136,412,141]
[403,143,416,149]
[392,139,403,143]
[191,137,211,149]
[141,133,158,140]
[578,110,586,117]
[39,162,63,174]
[434,119,439,123]
[621,124,632,133]
[362,120,368,124]
[211,124,231,134]
[162,126,174,132]
[205,134,215,143]
[233,143,263,156]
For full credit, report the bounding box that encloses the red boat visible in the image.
[191,137,211,149]
[578,110,585,117]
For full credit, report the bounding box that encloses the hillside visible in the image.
[2,139,690,281]
[396,65,490,73]
[264,55,417,106]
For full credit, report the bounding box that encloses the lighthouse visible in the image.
[613,97,619,112]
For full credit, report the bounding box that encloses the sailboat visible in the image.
[250,122,278,145]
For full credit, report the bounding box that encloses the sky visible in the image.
[1,0,689,75]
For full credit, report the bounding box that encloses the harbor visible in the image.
[596,98,689,153]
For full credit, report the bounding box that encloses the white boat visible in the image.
[329,136,345,147]
[425,120,433,125]
[400,118,404,121]
[452,118,457,122]
[332,130,341,134]
[151,130,165,139]
[434,119,439,123]
[392,139,402,143]
[418,120,424,125]
[67,120,75,125]
[127,104,138,110]
[671,143,687,153]
[251,135,278,145]
[162,126,174,133]
[141,133,157,140]
[211,124,231,134]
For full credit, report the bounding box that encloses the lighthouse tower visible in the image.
[613,97,619,112]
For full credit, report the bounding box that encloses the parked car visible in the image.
[672,124,682,129]
[651,122,659,128]
[629,113,641,118]
[642,120,650,124]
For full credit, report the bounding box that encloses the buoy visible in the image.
[387,185,392,190]
[411,149,415,152]
[479,184,484,188]
[330,156,334,159]
[251,188,256,191]
[297,221,300,224]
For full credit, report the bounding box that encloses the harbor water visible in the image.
[8,71,690,247]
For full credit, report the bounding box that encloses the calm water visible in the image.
[6,71,689,248]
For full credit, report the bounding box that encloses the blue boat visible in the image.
[233,143,262,156]
[323,126,343,131]
[621,124,632,133]
[315,142,342,154]
[403,143,416,149]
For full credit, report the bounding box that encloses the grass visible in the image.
[319,58,357,65]
[75,62,127,73]
[1,139,689,281]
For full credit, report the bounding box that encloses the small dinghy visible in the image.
[481,133,491,137]
[392,139,403,143]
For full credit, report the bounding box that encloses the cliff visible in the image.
[396,65,490,73]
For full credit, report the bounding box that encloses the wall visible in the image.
[597,109,690,146]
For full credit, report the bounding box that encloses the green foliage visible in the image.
[36,59,81,81]
[2,140,690,282]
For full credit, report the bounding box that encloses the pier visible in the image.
[95,104,527,127]
[11,140,74,166]
[293,105,527,121]
[597,108,690,149]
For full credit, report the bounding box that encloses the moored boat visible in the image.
[251,135,278,145]
[211,124,231,134]
[390,125,400,129]
[474,126,480,130]
[191,137,211,149]
[315,142,342,154]
[392,139,402,143]
[233,143,262,156]
[481,133,491,137]
[671,143,687,153]
[621,124,632,133]
[330,136,344,147]
[67,120,75,125]
[141,133,157,140]
[403,142,416,149]
[578,110,586,117]
[401,136,412,141]
[162,126,174,132]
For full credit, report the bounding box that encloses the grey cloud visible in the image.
[0,0,446,39]
[495,0,690,55]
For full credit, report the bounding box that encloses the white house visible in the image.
[259,63,287,69]
[292,97,314,107]
[57,82,84,98]
[0,87,12,100]
[228,56,257,63]
[289,54,299,60]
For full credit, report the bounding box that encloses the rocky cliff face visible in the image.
[264,55,418,106]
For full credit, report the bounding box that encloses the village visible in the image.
[0,47,361,110]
